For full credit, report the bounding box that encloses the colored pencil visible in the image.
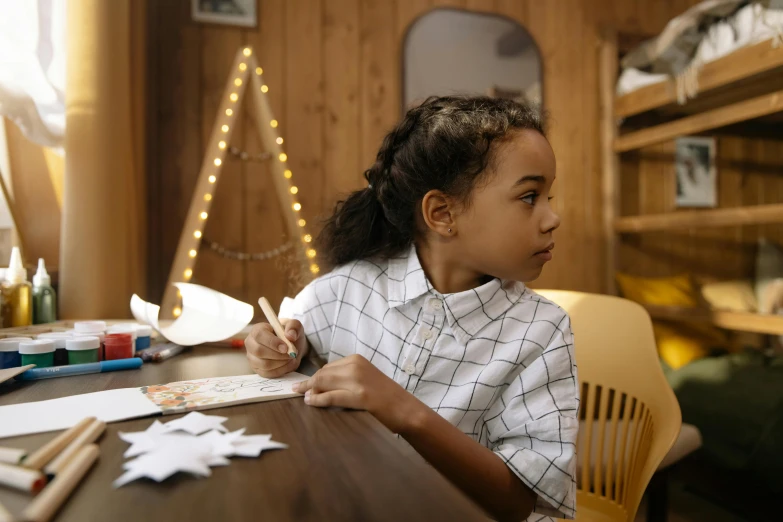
[23,417,95,471]
[0,446,26,465]
[0,461,46,494]
[44,419,105,477]
[16,359,142,381]
[258,297,297,359]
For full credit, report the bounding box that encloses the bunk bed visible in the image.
[599,3,783,513]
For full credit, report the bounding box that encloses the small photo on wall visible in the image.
[192,0,257,28]
[675,136,717,208]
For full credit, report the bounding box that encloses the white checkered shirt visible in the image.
[280,246,578,520]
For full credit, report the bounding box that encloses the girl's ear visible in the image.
[421,190,456,237]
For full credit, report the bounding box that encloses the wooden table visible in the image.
[0,347,486,521]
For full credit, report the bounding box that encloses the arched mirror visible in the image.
[403,9,542,111]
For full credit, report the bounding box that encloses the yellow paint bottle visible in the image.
[1,247,33,327]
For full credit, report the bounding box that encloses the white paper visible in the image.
[160,411,228,436]
[0,388,161,439]
[131,283,254,346]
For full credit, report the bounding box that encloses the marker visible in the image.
[258,297,297,359]
[15,358,143,381]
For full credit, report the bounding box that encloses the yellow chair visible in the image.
[536,290,682,522]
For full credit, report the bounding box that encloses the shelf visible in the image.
[615,204,783,233]
[615,38,783,118]
[614,89,783,152]
[643,304,783,336]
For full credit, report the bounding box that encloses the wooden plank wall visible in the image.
[618,137,783,282]
[146,0,702,315]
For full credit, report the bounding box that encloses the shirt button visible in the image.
[404,364,416,375]
[432,300,443,311]
[421,329,433,340]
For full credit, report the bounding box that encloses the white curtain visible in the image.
[0,0,66,149]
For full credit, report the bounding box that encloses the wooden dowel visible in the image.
[0,462,46,494]
[44,420,105,477]
[23,417,95,471]
[21,444,99,522]
[615,203,783,233]
[0,447,26,465]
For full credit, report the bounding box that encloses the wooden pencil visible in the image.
[0,446,26,465]
[258,297,297,359]
[0,461,46,494]
[21,444,99,522]
[43,420,105,477]
[23,417,95,471]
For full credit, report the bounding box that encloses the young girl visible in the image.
[245,96,578,521]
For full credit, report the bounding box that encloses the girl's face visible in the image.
[455,129,560,283]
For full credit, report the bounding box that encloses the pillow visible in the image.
[652,322,712,370]
[701,280,758,313]
[615,273,697,308]
[755,239,783,314]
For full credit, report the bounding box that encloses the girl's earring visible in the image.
[448,228,452,234]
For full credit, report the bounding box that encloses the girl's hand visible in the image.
[292,354,424,434]
[244,319,308,378]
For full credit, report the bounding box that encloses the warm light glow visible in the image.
[292,203,302,211]
[189,249,197,258]
[221,125,229,132]
[234,78,242,87]
[214,158,222,167]
[276,137,283,145]
[239,63,247,71]
[173,307,182,317]
[290,186,298,194]
[261,85,269,93]
[284,169,292,179]
[303,234,312,243]
[310,264,320,274]
[200,212,208,220]
[194,231,202,239]
[184,268,193,279]
[225,109,233,116]
[208,175,217,183]
[298,219,306,227]
[270,120,278,128]
[279,153,287,162]
[307,249,316,258]
[204,194,212,202]
[243,47,252,56]
[229,93,238,102]
[256,67,263,75]
[218,141,226,149]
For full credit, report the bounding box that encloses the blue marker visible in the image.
[15,358,143,381]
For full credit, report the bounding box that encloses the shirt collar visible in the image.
[387,245,526,344]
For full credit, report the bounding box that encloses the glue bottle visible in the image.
[1,247,33,327]
[33,258,57,324]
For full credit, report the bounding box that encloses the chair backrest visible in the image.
[535,290,681,521]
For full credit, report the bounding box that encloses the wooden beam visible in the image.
[616,38,783,118]
[600,29,618,295]
[644,304,783,336]
[615,89,783,152]
[615,203,783,233]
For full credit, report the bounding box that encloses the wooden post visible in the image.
[160,47,314,320]
[599,29,619,295]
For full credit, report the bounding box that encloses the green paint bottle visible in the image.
[32,259,57,324]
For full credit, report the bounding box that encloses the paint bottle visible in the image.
[19,339,55,368]
[1,247,32,327]
[32,259,57,324]
[66,336,101,365]
[73,321,107,360]
[107,325,138,353]
[0,337,32,369]
[37,332,73,366]
[104,333,134,360]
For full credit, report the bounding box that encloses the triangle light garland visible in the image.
[161,46,318,319]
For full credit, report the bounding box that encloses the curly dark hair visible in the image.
[317,95,546,268]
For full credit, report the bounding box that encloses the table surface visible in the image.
[0,347,486,521]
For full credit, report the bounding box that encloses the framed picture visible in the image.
[191,0,257,28]
[675,136,717,208]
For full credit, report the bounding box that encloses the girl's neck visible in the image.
[414,241,490,295]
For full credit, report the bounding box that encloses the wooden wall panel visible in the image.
[147,0,709,311]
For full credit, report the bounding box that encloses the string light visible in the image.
[204,194,212,202]
[221,125,229,132]
[270,120,278,128]
[310,264,320,274]
[225,109,233,116]
[293,203,301,211]
[239,63,247,71]
[279,153,287,162]
[218,141,226,149]
[194,231,202,239]
[298,219,306,227]
[290,186,298,194]
[184,268,193,279]
[261,85,269,93]
[303,234,312,243]
[276,137,283,145]
[307,249,316,258]
[234,78,242,87]
[189,249,197,258]
[214,158,222,167]
[209,175,216,183]
[243,48,252,56]
[229,93,238,102]
[284,169,292,179]
[200,212,208,220]
[256,67,263,75]
[173,307,182,317]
